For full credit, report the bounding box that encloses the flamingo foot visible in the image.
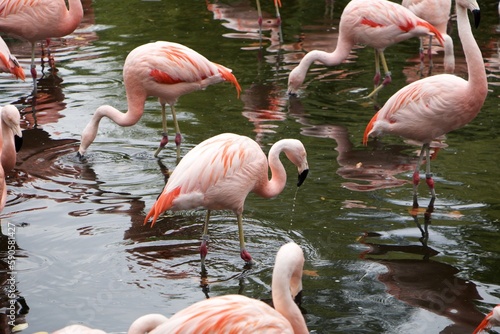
[381,72,392,86]
[154,133,169,157]
[240,249,253,265]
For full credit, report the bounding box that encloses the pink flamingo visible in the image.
[287,0,444,97]
[0,0,83,96]
[0,36,25,80]
[363,0,486,208]
[143,133,309,267]
[129,242,308,333]
[402,0,454,74]
[0,105,22,212]
[473,304,500,334]
[52,324,106,334]
[77,41,241,160]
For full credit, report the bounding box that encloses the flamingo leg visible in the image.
[412,145,427,209]
[424,143,436,208]
[273,0,283,43]
[200,210,211,270]
[237,214,253,264]
[419,37,425,76]
[29,42,38,98]
[367,50,392,99]
[154,103,169,157]
[171,104,182,162]
[256,0,263,41]
[427,35,434,75]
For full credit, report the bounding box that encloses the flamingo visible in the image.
[51,324,106,334]
[363,0,486,208]
[287,0,445,97]
[256,0,283,42]
[0,36,25,80]
[0,104,22,172]
[473,304,500,334]
[401,0,454,74]
[0,105,22,212]
[0,0,84,97]
[77,41,241,160]
[128,242,308,333]
[143,133,309,267]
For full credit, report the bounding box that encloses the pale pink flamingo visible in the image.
[77,41,241,160]
[473,304,500,334]
[0,104,22,172]
[143,133,309,267]
[287,0,445,97]
[363,0,486,208]
[0,0,84,96]
[0,36,25,80]
[401,0,454,74]
[128,242,308,333]
[0,105,22,212]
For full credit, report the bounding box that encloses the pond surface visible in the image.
[1,0,500,333]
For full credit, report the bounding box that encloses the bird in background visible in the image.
[473,304,500,334]
[0,0,83,98]
[363,0,486,209]
[287,0,444,97]
[0,105,22,212]
[143,133,309,268]
[256,0,283,42]
[0,36,25,80]
[401,0,454,74]
[128,242,309,333]
[77,41,241,160]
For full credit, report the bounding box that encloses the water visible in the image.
[1,0,500,333]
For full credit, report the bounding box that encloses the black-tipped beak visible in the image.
[472,9,480,29]
[297,169,309,187]
[14,135,23,153]
[76,151,85,161]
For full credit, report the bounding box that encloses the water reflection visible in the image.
[359,209,486,333]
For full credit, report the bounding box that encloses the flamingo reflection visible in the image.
[359,212,486,332]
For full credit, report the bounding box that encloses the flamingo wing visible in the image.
[138,41,241,96]
[152,295,294,334]
[144,134,265,225]
[364,74,467,144]
[344,0,444,48]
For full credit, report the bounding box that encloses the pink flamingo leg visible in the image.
[200,211,211,270]
[237,214,253,264]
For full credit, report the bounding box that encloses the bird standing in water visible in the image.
[77,41,241,160]
[287,0,444,97]
[0,0,84,97]
[363,0,487,208]
[144,133,309,268]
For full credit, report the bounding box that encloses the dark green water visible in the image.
[1,0,500,333]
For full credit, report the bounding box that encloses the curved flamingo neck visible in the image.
[272,248,308,334]
[298,38,353,72]
[457,4,487,97]
[256,141,289,198]
[60,0,84,36]
[128,314,169,334]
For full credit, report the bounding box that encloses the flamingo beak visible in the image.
[14,135,23,153]
[297,169,309,187]
[472,9,480,29]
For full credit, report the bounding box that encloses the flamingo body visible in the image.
[402,0,454,73]
[77,41,241,158]
[128,242,308,334]
[0,0,83,95]
[0,36,25,80]
[363,0,486,207]
[287,0,444,95]
[52,324,106,334]
[473,304,500,334]
[144,133,309,264]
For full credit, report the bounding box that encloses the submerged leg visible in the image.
[256,0,263,42]
[273,0,283,43]
[200,210,211,270]
[424,143,436,208]
[237,214,253,264]
[154,103,169,157]
[412,145,427,209]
